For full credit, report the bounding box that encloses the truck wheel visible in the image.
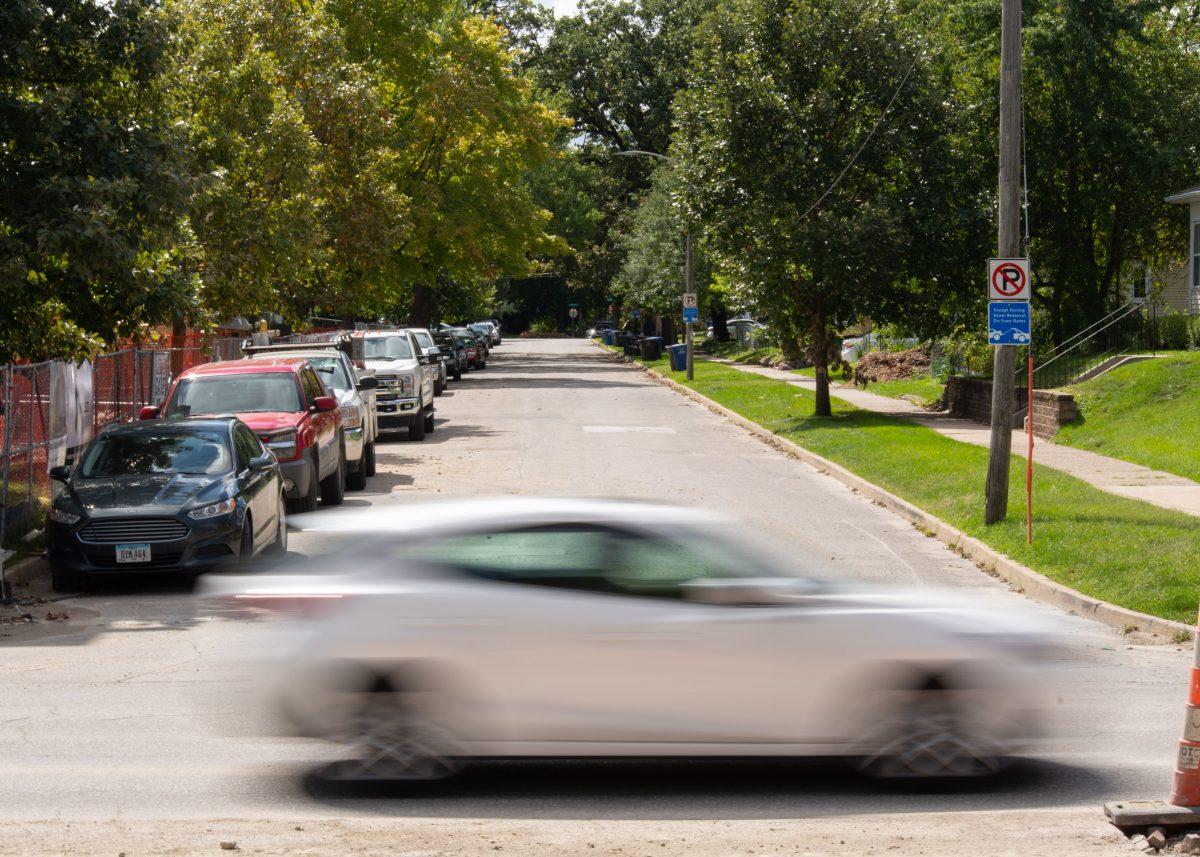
[363,440,376,477]
[452,365,462,381]
[346,454,367,491]
[424,409,436,433]
[320,450,345,506]
[408,412,426,441]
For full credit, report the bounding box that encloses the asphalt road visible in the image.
[0,338,1186,854]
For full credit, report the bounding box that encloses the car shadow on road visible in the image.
[293,756,1113,820]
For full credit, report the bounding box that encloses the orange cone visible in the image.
[1172,629,1200,806]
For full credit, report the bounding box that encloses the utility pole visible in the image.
[685,229,695,380]
[984,0,1022,525]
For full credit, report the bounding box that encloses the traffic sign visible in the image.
[988,301,1031,346]
[631,309,641,319]
[682,292,698,323]
[988,257,1030,301]
[568,307,578,319]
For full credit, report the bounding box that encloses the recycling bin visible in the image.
[668,343,688,372]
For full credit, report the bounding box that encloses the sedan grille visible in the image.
[78,517,190,544]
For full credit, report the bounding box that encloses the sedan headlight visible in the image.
[262,429,298,461]
[188,498,237,520]
[339,404,361,428]
[47,507,80,525]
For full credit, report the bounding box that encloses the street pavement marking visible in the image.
[582,426,677,434]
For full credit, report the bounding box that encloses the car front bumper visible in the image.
[277,456,313,500]
[376,395,422,428]
[46,513,243,575]
[343,425,365,464]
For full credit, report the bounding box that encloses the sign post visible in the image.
[987,256,1033,543]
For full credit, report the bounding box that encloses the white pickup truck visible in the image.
[355,330,436,441]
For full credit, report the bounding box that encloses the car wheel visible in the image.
[239,514,254,562]
[346,455,367,491]
[362,440,376,478]
[408,408,426,441]
[452,365,462,381]
[320,447,346,506]
[423,409,435,433]
[266,500,287,554]
[852,686,1005,779]
[50,564,82,593]
[478,357,486,369]
[321,688,462,783]
[434,378,443,397]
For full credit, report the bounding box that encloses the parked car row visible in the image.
[44,322,503,591]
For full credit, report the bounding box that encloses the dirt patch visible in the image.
[854,346,931,387]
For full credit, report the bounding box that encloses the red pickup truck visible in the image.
[141,361,346,512]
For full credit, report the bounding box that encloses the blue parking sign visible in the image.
[988,302,1031,346]
[683,306,698,323]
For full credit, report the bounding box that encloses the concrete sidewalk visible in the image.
[708,356,1200,518]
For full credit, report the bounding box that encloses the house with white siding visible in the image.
[1144,186,1200,314]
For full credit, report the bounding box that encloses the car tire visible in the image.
[434,378,443,397]
[346,456,367,491]
[288,456,320,514]
[265,500,287,554]
[478,357,486,370]
[320,687,462,783]
[852,685,1005,779]
[452,365,462,381]
[239,514,254,562]
[50,564,82,593]
[423,409,435,434]
[320,447,346,506]
[362,440,376,477]
[408,411,426,441]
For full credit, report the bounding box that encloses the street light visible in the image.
[614,149,695,380]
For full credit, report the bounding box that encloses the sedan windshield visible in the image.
[164,375,302,416]
[79,431,232,477]
[362,336,413,360]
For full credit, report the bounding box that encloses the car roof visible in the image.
[293,497,726,539]
[98,416,239,437]
[180,361,304,378]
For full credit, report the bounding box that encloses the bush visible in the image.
[1151,312,1190,351]
[526,317,559,335]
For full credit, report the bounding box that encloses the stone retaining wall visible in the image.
[942,377,1078,438]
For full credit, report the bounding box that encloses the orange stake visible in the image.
[1026,355,1033,545]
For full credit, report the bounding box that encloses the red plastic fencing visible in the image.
[0,346,207,554]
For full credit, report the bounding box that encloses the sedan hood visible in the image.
[71,472,227,512]
[235,412,303,433]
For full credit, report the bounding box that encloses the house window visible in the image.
[1133,273,1148,300]
[1194,223,1200,288]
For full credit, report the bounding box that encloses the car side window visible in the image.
[232,425,260,471]
[300,369,323,405]
[398,526,746,600]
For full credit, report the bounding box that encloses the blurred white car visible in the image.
[199,498,1053,783]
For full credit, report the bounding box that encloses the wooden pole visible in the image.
[984,0,1023,525]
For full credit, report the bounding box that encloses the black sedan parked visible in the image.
[433,330,467,381]
[45,417,287,591]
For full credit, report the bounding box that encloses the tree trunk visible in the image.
[662,316,676,345]
[810,301,832,417]
[410,282,432,328]
[711,305,730,342]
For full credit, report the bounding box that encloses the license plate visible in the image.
[115,543,151,564]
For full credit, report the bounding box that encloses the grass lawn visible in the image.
[791,368,945,408]
[638,354,1200,624]
[1057,352,1200,483]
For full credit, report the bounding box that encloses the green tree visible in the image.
[675,0,968,415]
[0,0,197,361]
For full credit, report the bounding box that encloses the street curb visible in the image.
[3,555,46,588]
[600,345,1194,641]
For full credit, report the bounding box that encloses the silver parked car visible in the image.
[199,498,1054,784]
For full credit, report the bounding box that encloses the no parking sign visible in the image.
[988,258,1031,302]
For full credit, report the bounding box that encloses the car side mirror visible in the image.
[356,376,379,391]
[138,405,160,420]
[313,395,337,413]
[248,453,275,472]
[49,465,71,483]
[418,355,431,365]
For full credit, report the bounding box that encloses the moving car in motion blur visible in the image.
[200,499,1054,784]
[47,417,286,591]
[357,330,436,441]
[241,344,380,491]
[144,360,346,513]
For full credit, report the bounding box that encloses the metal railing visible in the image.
[1021,302,1150,389]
